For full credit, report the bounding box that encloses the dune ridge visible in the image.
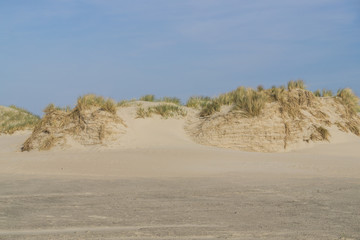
[1,82,359,153]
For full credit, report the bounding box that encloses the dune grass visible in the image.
[199,100,221,117]
[346,122,360,136]
[311,126,331,141]
[151,104,187,118]
[117,100,130,107]
[336,88,360,116]
[0,105,40,134]
[136,104,187,119]
[287,79,306,90]
[75,94,117,114]
[194,80,359,120]
[139,95,181,105]
[136,107,152,118]
[314,89,333,97]
[232,88,267,117]
[160,97,181,105]
[139,94,156,102]
[267,85,286,101]
[117,99,137,107]
[186,96,212,109]
[198,86,268,117]
[43,103,72,113]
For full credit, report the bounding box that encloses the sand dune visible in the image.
[1,88,360,239]
[1,110,359,179]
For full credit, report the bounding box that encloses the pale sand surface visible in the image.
[0,118,359,239]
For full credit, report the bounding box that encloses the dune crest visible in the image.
[16,84,360,153]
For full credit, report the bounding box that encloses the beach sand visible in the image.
[0,116,359,239]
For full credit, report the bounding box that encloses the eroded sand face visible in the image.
[0,118,360,239]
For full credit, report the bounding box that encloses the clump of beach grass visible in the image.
[199,100,221,117]
[139,95,181,105]
[159,97,181,105]
[346,122,360,136]
[139,94,155,102]
[151,104,186,118]
[136,107,152,118]
[287,80,306,90]
[232,88,267,117]
[311,126,331,141]
[117,100,130,107]
[136,104,187,119]
[186,96,212,109]
[43,103,72,114]
[0,105,40,134]
[267,85,286,102]
[257,85,265,92]
[117,99,137,107]
[314,89,333,97]
[336,88,360,116]
[75,94,117,114]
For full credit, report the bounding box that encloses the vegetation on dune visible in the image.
[117,99,137,107]
[199,100,221,117]
[268,85,286,101]
[311,126,331,141]
[346,121,360,136]
[0,105,40,134]
[136,104,187,119]
[139,94,181,105]
[314,89,333,97]
[186,96,212,109]
[336,88,360,116]
[197,80,308,118]
[43,103,72,113]
[151,104,186,117]
[22,94,125,151]
[196,80,330,119]
[12,81,360,151]
[160,97,181,105]
[139,94,155,102]
[136,107,152,118]
[287,79,306,90]
[232,88,267,117]
[75,94,117,114]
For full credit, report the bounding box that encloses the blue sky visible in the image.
[1,0,359,115]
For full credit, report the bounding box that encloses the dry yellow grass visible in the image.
[336,88,359,116]
[0,105,40,134]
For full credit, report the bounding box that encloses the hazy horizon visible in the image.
[1,0,359,115]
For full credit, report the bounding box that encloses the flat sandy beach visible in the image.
[1,117,359,240]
